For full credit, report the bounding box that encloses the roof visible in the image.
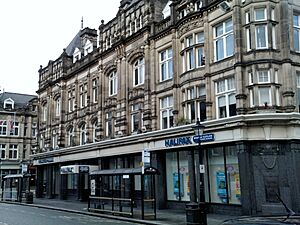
[65,30,82,56]
[90,167,159,176]
[0,92,37,109]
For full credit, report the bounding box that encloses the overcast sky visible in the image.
[0,0,120,95]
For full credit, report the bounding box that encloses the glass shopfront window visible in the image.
[166,151,190,201]
[207,146,240,205]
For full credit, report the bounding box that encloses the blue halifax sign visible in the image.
[193,134,215,143]
[165,134,215,147]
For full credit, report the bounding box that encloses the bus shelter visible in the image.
[88,167,159,220]
[1,174,33,203]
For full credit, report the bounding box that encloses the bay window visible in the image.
[216,77,236,119]
[214,19,234,61]
[182,32,205,72]
[294,14,300,52]
[297,71,300,112]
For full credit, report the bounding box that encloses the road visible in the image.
[0,203,136,225]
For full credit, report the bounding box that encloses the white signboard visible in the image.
[142,149,151,174]
[200,165,205,174]
[90,179,96,196]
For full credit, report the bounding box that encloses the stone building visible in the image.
[0,92,38,181]
[32,0,300,216]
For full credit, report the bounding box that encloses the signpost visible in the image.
[142,149,151,174]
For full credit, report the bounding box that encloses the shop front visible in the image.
[60,165,98,201]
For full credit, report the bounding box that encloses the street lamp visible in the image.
[192,118,207,225]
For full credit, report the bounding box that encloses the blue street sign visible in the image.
[193,133,215,143]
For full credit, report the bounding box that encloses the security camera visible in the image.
[219,1,230,11]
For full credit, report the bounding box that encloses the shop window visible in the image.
[207,146,241,205]
[166,151,190,201]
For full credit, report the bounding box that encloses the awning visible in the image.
[90,167,159,176]
[60,165,99,174]
[3,174,31,179]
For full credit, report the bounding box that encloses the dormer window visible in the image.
[73,47,81,63]
[4,98,14,110]
[162,1,172,19]
[84,40,93,56]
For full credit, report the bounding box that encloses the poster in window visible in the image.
[216,171,227,203]
[173,172,184,199]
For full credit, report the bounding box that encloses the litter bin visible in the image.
[186,202,201,225]
[25,192,33,204]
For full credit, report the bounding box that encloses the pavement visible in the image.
[0,197,238,225]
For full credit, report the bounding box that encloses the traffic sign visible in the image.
[193,133,215,143]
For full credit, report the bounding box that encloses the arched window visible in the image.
[67,127,74,147]
[55,97,61,116]
[133,58,144,86]
[42,104,47,122]
[109,71,117,96]
[80,124,87,145]
[92,121,98,143]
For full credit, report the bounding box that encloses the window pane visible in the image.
[168,60,173,78]
[196,32,204,44]
[216,39,224,60]
[294,29,300,51]
[259,87,270,105]
[225,147,241,204]
[216,24,223,37]
[256,25,267,48]
[294,15,299,27]
[255,8,266,20]
[226,34,234,56]
[166,152,180,201]
[208,148,226,203]
[179,151,190,201]
[225,20,233,33]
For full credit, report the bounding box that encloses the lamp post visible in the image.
[192,118,207,225]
